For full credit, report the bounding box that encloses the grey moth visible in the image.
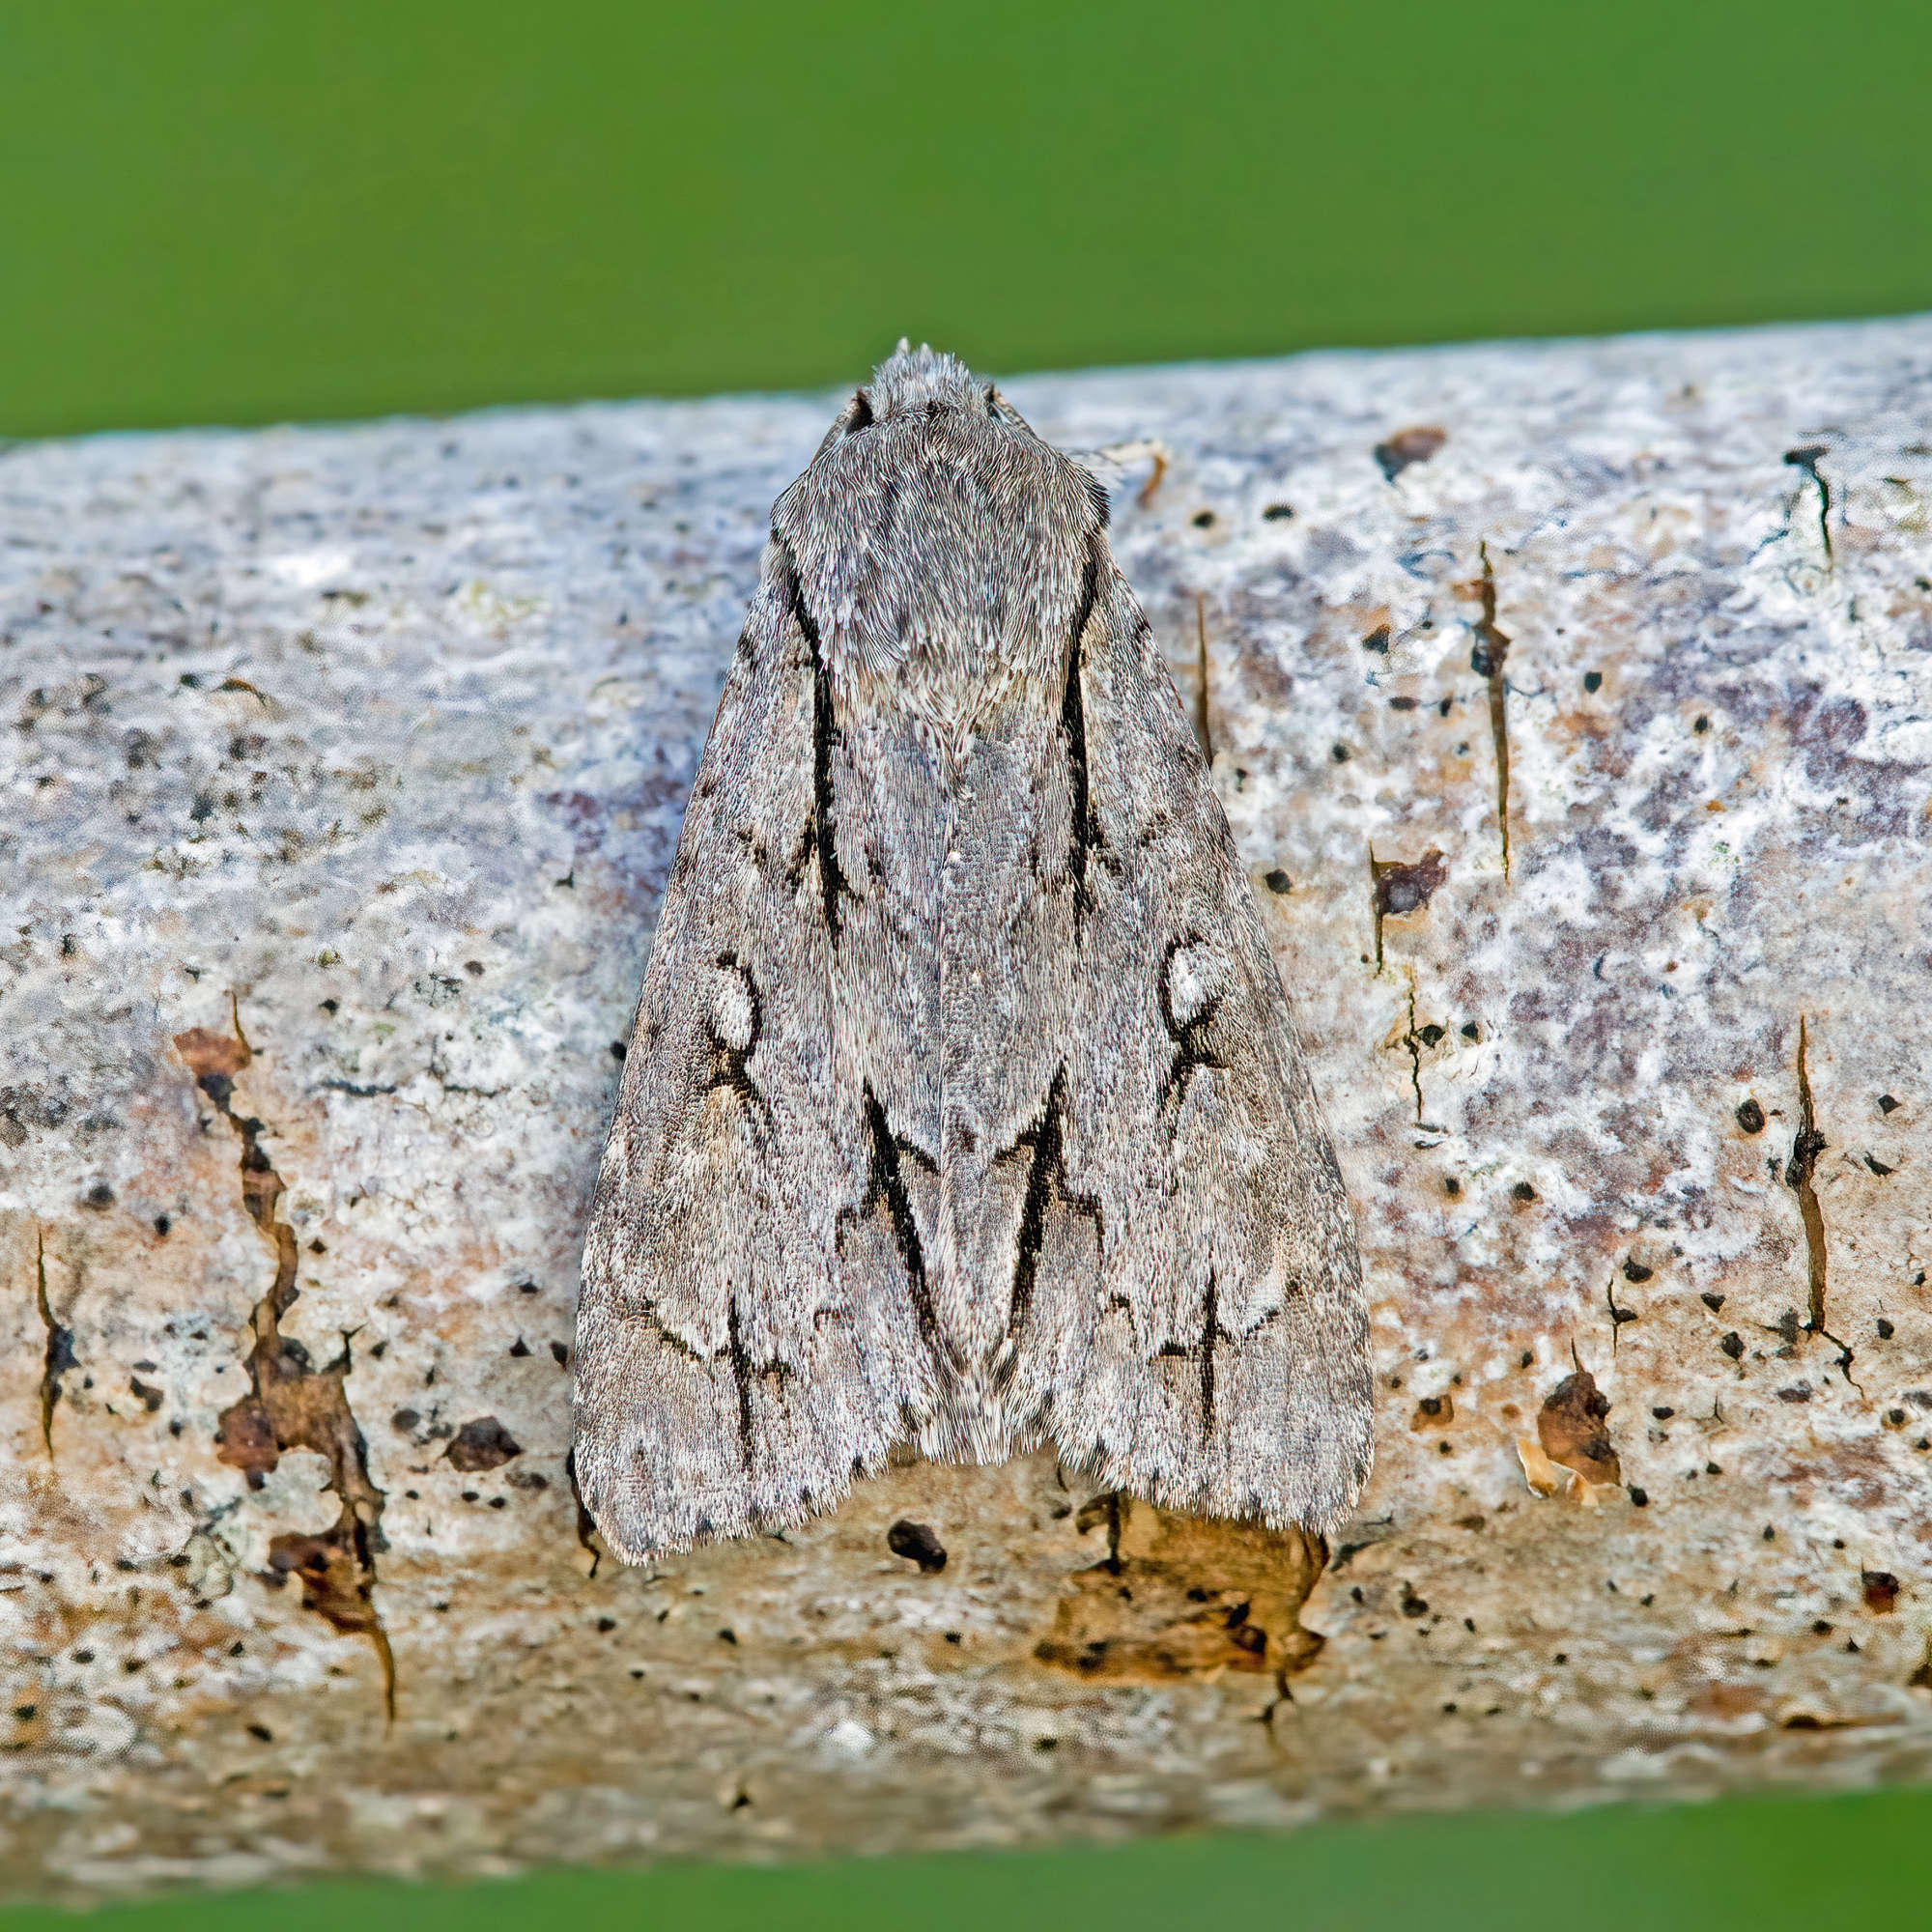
[574,343,1371,1561]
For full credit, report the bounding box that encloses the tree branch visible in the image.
[2,319,1929,1899]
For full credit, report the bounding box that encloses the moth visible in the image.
[575,343,1370,1561]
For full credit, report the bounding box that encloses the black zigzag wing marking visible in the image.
[1005,563,1372,1533]
[779,544,857,941]
[1059,543,1102,925]
[573,530,938,1562]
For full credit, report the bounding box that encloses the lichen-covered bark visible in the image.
[2,319,1929,1899]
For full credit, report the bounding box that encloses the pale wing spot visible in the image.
[1165,938,1231,1028]
[709,964,756,1055]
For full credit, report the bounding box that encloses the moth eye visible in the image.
[848,391,874,433]
[984,385,1000,418]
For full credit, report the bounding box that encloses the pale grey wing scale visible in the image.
[574,559,945,1561]
[986,554,1373,1532]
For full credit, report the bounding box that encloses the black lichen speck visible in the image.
[886,1519,949,1574]
[444,1415,524,1472]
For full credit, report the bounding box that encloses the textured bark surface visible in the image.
[2,319,1929,1899]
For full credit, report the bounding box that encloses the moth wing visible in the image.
[1000,563,1372,1531]
[574,566,941,1561]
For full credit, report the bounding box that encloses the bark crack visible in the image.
[1467,544,1513,878]
[174,1002,395,1719]
[1786,1014,1855,1382]
[1605,1270,1638,1351]
[1403,984,1425,1125]
[35,1228,77,1459]
[1192,594,1214,762]
[1783,445,1834,564]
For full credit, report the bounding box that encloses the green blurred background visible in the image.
[4,0,1930,1922]
[3,0,1929,438]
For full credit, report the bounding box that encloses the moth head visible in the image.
[814,340,1011,456]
